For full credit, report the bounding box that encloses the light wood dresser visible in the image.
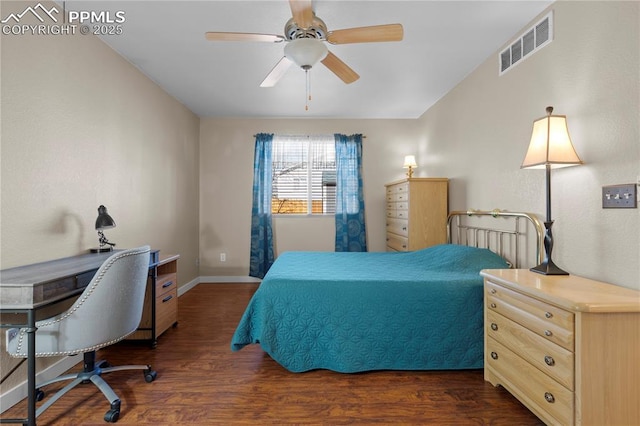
[384,177,448,251]
[481,269,640,426]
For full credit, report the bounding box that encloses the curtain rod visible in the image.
[253,134,366,138]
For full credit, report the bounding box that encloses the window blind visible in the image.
[272,135,336,215]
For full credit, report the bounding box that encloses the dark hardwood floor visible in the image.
[3,284,542,425]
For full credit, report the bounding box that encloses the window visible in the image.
[271,135,336,215]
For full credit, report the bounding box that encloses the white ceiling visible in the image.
[66,1,552,119]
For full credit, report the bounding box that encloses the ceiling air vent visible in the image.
[500,11,553,75]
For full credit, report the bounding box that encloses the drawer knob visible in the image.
[544,392,555,403]
[545,311,553,319]
[544,330,553,337]
[162,281,173,289]
[490,288,497,294]
[490,323,498,331]
[490,303,497,309]
[490,352,498,360]
[544,355,555,366]
[162,295,173,303]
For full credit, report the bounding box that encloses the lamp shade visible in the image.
[521,107,583,169]
[95,205,116,230]
[403,155,417,168]
[284,38,328,69]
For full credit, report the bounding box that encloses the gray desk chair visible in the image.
[5,246,157,423]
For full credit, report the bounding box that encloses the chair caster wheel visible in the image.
[97,360,111,369]
[35,389,45,402]
[144,368,157,383]
[104,408,120,422]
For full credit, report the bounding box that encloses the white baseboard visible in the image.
[177,277,200,296]
[198,276,261,284]
[177,276,259,297]
[0,355,81,414]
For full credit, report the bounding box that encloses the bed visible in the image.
[231,210,544,373]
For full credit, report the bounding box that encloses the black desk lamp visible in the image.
[521,106,583,275]
[90,205,116,253]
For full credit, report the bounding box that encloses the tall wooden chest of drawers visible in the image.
[385,178,448,251]
[481,269,640,426]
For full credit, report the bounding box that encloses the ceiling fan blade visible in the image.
[205,32,285,43]
[260,57,293,87]
[327,24,403,44]
[289,0,314,29]
[321,51,359,84]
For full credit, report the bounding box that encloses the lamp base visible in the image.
[90,247,113,253]
[530,259,569,276]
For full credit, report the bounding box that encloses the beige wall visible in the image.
[416,1,639,289]
[199,1,639,290]
[1,0,200,395]
[199,118,423,276]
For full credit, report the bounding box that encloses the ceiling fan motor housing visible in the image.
[284,16,328,40]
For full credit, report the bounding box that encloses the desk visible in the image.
[0,250,160,426]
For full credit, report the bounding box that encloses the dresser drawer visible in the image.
[386,218,408,237]
[155,286,177,335]
[386,233,408,251]
[156,273,177,296]
[486,281,574,351]
[386,209,408,219]
[392,182,409,194]
[395,209,408,219]
[387,192,409,203]
[387,182,409,195]
[487,309,574,390]
[487,337,574,426]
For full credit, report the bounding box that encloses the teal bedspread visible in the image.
[231,244,509,373]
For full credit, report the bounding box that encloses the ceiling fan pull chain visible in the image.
[304,69,311,111]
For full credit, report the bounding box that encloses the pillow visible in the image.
[408,244,510,273]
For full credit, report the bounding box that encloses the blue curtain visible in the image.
[334,133,367,252]
[249,133,275,278]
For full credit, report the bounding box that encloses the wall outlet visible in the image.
[220,253,226,262]
[602,184,637,209]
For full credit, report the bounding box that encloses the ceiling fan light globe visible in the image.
[284,38,328,69]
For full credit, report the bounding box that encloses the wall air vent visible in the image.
[500,11,553,75]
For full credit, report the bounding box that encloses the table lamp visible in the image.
[91,205,117,253]
[521,106,583,275]
[403,155,417,178]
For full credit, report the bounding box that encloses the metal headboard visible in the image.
[447,209,544,269]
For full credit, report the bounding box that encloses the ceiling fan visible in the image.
[204,0,403,88]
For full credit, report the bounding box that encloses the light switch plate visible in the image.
[602,184,637,208]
